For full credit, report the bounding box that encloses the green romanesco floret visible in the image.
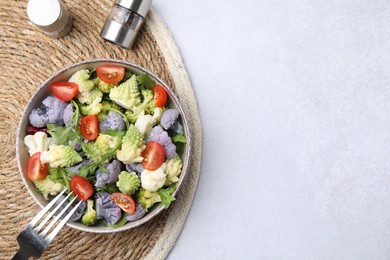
[33,176,64,200]
[40,145,82,167]
[136,188,161,212]
[109,75,141,109]
[94,78,115,93]
[152,107,164,123]
[116,125,145,164]
[69,69,95,92]
[116,171,140,195]
[125,89,154,123]
[78,87,103,105]
[98,101,124,121]
[82,134,122,162]
[165,156,183,185]
[81,200,97,226]
[80,96,103,115]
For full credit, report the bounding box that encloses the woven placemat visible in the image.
[0,1,202,259]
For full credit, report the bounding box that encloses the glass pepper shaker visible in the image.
[100,0,153,49]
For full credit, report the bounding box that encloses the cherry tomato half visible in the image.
[26,152,49,181]
[96,65,125,85]
[111,193,136,214]
[80,115,99,141]
[141,141,165,171]
[151,85,167,108]
[70,176,94,201]
[50,82,79,101]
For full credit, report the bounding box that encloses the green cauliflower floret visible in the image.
[40,145,82,167]
[81,200,97,226]
[82,134,122,162]
[125,89,154,123]
[94,78,115,93]
[165,156,183,185]
[78,87,103,105]
[109,75,141,109]
[69,69,95,92]
[80,96,103,115]
[116,171,140,195]
[136,188,161,212]
[33,176,64,200]
[98,101,124,121]
[116,125,145,164]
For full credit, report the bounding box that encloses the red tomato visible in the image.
[141,141,165,171]
[96,65,125,84]
[80,115,99,140]
[26,152,48,181]
[49,82,78,101]
[151,85,167,108]
[70,176,93,201]
[111,193,136,214]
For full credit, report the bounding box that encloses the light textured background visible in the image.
[153,0,390,259]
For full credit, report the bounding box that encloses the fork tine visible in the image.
[39,195,79,238]
[45,200,83,245]
[34,191,73,232]
[28,188,67,228]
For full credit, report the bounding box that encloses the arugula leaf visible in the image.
[137,74,155,89]
[48,167,70,190]
[96,183,120,194]
[172,133,186,143]
[109,213,129,228]
[78,162,99,178]
[47,124,77,145]
[101,129,126,138]
[158,183,177,209]
[121,72,134,83]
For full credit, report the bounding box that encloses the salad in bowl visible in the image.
[16,59,190,233]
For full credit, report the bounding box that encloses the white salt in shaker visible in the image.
[26,0,73,38]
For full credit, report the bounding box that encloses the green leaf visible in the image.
[172,133,186,143]
[78,162,99,178]
[47,124,77,145]
[108,213,128,228]
[96,183,120,194]
[158,183,177,209]
[121,72,134,83]
[137,74,155,89]
[101,129,126,138]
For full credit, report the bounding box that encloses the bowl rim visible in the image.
[16,58,192,233]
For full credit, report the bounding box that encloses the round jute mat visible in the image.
[0,1,202,259]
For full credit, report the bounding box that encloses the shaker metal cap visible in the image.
[27,0,68,33]
[115,0,153,18]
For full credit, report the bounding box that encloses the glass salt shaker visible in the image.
[26,0,73,38]
[100,0,153,49]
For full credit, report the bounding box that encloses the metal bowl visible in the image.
[16,59,191,233]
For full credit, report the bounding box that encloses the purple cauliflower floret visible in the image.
[29,96,68,127]
[147,126,177,159]
[95,160,122,188]
[160,109,180,130]
[99,112,125,131]
[63,103,74,126]
[66,159,91,175]
[126,204,146,222]
[55,196,86,221]
[95,192,122,225]
[125,163,144,176]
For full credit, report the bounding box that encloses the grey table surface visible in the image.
[153,0,390,259]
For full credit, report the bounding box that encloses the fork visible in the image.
[12,189,82,260]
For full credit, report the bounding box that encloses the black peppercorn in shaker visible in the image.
[100,0,153,49]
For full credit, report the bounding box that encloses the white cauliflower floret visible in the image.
[140,163,166,192]
[153,107,164,123]
[135,115,156,135]
[24,132,52,156]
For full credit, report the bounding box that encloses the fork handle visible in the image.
[12,250,30,260]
